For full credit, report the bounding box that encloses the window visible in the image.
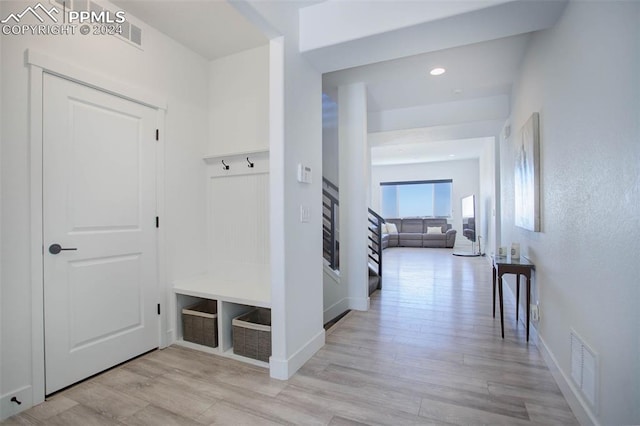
[380,179,452,218]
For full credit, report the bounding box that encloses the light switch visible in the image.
[300,205,310,223]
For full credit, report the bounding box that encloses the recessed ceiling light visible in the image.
[430,67,446,76]
[453,88,463,95]
[449,154,456,157]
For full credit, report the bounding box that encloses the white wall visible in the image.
[206,44,270,287]
[0,1,208,418]
[0,16,4,418]
[208,45,269,156]
[321,92,343,325]
[371,159,480,249]
[479,138,498,255]
[501,1,640,424]
[322,267,347,324]
[322,93,339,186]
[242,1,325,380]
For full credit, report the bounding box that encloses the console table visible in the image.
[492,255,535,341]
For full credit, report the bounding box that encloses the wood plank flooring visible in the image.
[4,248,577,425]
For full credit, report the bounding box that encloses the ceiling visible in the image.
[321,31,537,165]
[323,33,531,113]
[109,1,562,166]
[110,0,268,60]
[370,132,492,166]
[317,1,566,166]
[323,33,532,165]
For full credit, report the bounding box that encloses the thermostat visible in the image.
[297,164,312,184]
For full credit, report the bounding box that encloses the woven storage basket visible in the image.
[232,308,271,362]
[182,300,218,348]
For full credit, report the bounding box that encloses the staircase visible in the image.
[322,178,384,293]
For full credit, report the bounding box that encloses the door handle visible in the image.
[48,244,77,255]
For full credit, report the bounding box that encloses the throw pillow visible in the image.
[386,223,398,234]
[381,223,388,234]
[427,226,443,234]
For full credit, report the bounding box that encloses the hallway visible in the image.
[4,249,577,425]
[318,248,577,424]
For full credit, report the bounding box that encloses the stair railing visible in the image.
[322,177,385,288]
[367,208,385,289]
[322,186,339,270]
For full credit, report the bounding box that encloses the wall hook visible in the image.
[221,160,229,170]
[246,157,254,168]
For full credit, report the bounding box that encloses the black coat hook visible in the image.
[246,157,254,168]
[221,160,229,170]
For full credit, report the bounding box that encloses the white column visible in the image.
[338,82,369,311]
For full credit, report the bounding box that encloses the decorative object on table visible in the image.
[511,243,521,259]
[498,246,507,256]
[514,112,541,231]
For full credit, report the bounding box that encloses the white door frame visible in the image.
[26,49,168,405]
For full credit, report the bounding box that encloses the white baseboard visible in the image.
[501,279,598,426]
[348,296,369,311]
[324,297,350,324]
[164,328,175,348]
[1,386,32,421]
[537,335,599,426]
[269,328,325,380]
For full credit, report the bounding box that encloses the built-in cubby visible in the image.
[173,285,270,368]
[172,44,273,369]
[171,148,271,368]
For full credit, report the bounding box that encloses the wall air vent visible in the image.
[83,0,144,48]
[49,0,143,48]
[570,329,598,412]
[129,23,142,46]
[73,0,87,12]
[89,1,102,14]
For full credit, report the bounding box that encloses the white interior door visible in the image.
[43,73,159,394]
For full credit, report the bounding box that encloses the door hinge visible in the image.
[156,216,159,228]
[157,304,161,315]
[155,129,159,141]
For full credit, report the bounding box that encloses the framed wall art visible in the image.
[514,112,540,231]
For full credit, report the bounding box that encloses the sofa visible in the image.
[382,218,456,249]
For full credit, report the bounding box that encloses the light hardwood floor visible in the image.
[4,248,577,425]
